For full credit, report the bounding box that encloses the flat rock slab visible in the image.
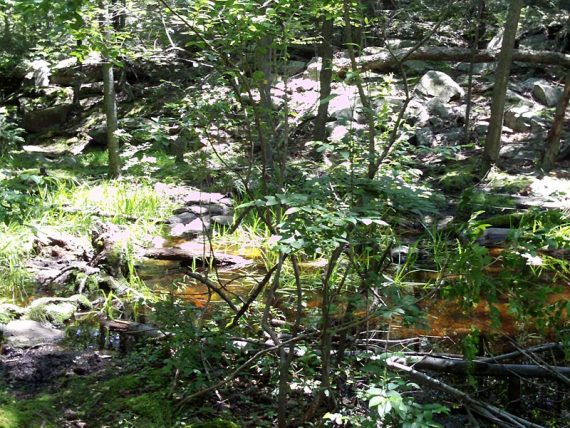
[0,320,64,347]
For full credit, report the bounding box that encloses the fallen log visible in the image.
[336,47,570,76]
[143,247,253,269]
[99,317,164,338]
[392,355,570,379]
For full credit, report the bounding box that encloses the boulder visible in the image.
[51,55,103,86]
[416,71,464,102]
[79,82,104,98]
[211,215,234,226]
[182,191,227,205]
[327,123,350,142]
[305,58,322,80]
[0,320,64,347]
[169,217,211,237]
[413,127,434,146]
[328,88,363,122]
[279,60,306,77]
[405,99,430,126]
[27,295,92,327]
[22,103,73,133]
[25,59,50,87]
[504,105,546,133]
[166,212,198,225]
[532,82,563,107]
[0,303,25,324]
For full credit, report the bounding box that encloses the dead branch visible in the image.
[387,357,544,428]
[392,355,570,379]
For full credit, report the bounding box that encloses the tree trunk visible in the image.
[484,0,523,164]
[255,35,275,182]
[100,0,120,178]
[541,71,570,171]
[464,0,485,144]
[314,18,334,142]
[102,62,120,178]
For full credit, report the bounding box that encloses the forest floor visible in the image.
[1,27,570,427]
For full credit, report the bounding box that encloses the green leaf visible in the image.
[284,207,301,215]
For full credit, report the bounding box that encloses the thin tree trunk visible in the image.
[541,71,570,171]
[464,0,484,144]
[484,0,523,164]
[314,18,334,142]
[255,35,274,183]
[342,0,377,179]
[100,1,120,178]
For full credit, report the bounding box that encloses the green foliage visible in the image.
[365,376,448,427]
[0,107,24,156]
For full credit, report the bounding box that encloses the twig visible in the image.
[183,271,239,312]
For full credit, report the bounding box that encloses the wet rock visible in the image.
[532,82,563,107]
[0,320,64,347]
[170,217,211,237]
[416,71,464,102]
[27,295,92,327]
[211,215,234,226]
[182,191,226,205]
[166,212,198,225]
[22,103,73,133]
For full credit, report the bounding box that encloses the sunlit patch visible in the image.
[520,252,543,266]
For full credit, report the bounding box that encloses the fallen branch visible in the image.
[479,342,562,363]
[144,247,252,269]
[387,357,544,428]
[393,355,570,379]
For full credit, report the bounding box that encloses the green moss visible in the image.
[123,392,174,426]
[438,169,477,192]
[0,389,59,428]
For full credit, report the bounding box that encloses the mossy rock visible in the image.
[25,295,91,327]
[0,304,25,325]
[27,302,75,327]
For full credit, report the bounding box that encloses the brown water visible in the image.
[139,240,570,338]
